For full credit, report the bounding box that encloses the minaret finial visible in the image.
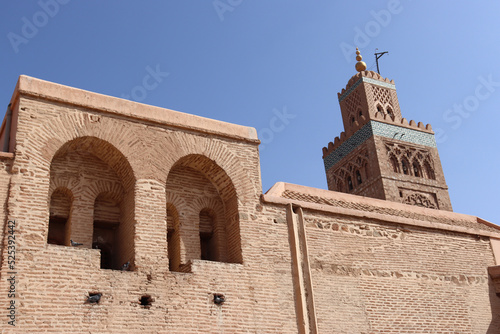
[355,47,367,72]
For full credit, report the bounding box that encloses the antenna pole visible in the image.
[374,51,389,74]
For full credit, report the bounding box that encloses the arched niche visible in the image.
[49,136,135,270]
[166,154,242,269]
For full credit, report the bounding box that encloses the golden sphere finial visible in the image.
[355,47,367,72]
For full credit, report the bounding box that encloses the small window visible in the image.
[413,161,422,177]
[48,189,72,246]
[355,170,362,185]
[347,176,353,191]
[402,159,409,175]
[336,180,344,193]
[199,209,216,261]
[93,194,121,270]
[390,156,399,173]
[386,107,394,117]
[424,161,435,180]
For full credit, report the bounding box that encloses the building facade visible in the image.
[0,70,499,333]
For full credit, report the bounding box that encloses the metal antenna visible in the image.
[374,49,389,74]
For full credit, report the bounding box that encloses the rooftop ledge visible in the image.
[11,75,259,143]
[262,182,500,238]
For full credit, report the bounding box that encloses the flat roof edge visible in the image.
[264,182,499,233]
[15,75,259,143]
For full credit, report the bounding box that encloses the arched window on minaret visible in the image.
[362,161,369,180]
[377,105,384,115]
[386,106,394,118]
[355,170,362,185]
[390,155,399,173]
[412,161,422,177]
[347,176,354,191]
[336,179,344,193]
[424,160,435,180]
[401,158,410,175]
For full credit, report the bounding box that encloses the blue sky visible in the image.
[1,1,499,224]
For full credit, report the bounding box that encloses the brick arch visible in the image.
[167,153,243,264]
[162,133,257,202]
[48,184,74,203]
[50,136,135,191]
[48,135,136,269]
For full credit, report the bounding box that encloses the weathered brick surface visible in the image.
[0,76,499,333]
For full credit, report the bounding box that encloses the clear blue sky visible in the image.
[1,1,499,224]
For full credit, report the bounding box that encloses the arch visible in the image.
[376,104,384,115]
[347,176,354,191]
[336,179,344,193]
[50,136,135,191]
[401,158,410,175]
[355,169,362,185]
[48,187,73,246]
[424,160,436,180]
[412,160,422,178]
[166,154,242,265]
[389,154,399,173]
[386,106,394,118]
[362,161,369,180]
[49,136,135,270]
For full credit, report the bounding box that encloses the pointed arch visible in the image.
[424,160,435,180]
[412,160,422,178]
[401,158,410,175]
[355,169,362,185]
[389,154,399,173]
[347,175,354,191]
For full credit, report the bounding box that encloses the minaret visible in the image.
[322,48,452,211]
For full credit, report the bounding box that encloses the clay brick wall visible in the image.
[304,212,500,333]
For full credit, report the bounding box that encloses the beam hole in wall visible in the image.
[213,293,225,305]
[86,292,102,304]
[140,295,154,309]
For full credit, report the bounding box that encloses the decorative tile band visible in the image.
[338,78,363,102]
[323,121,436,170]
[338,77,396,102]
[323,122,373,170]
[362,77,396,90]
